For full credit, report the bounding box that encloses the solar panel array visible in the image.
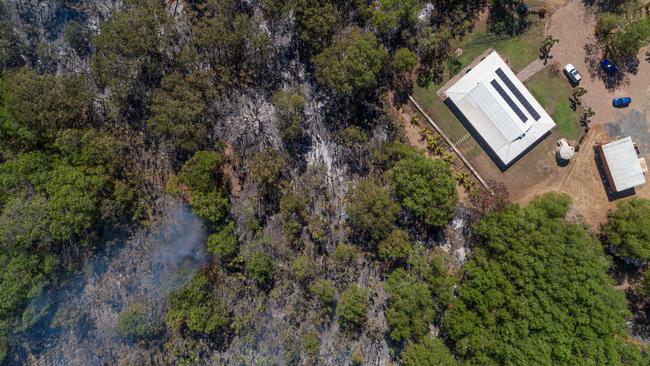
[490,79,528,123]
[495,68,541,121]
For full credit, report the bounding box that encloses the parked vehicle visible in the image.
[601,59,618,75]
[563,64,582,84]
[613,97,632,107]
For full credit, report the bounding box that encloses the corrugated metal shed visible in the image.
[600,137,646,192]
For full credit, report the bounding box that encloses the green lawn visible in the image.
[526,70,582,140]
[412,84,468,141]
[456,21,545,73]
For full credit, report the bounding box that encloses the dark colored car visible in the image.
[601,59,618,75]
[613,97,632,107]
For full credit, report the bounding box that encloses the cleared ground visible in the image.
[409,0,650,228]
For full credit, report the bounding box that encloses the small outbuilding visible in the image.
[596,137,647,192]
[556,138,575,162]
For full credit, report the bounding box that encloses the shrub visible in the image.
[115,303,162,340]
[337,284,369,329]
[291,255,314,283]
[247,251,274,287]
[308,279,336,307]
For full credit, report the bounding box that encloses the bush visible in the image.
[378,229,412,264]
[115,303,162,340]
[291,255,314,283]
[247,251,274,287]
[301,330,319,357]
[337,284,369,329]
[334,243,361,266]
[308,279,336,307]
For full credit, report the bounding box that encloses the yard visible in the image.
[412,15,547,142]
[525,68,582,140]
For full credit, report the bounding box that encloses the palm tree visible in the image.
[571,87,588,109]
[580,107,595,128]
[539,36,559,65]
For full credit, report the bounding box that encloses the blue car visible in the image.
[602,59,618,74]
[613,97,632,107]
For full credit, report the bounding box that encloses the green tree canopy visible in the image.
[346,178,399,242]
[603,198,650,262]
[400,336,458,366]
[388,154,457,228]
[443,193,633,366]
[336,284,369,329]
[1,69,94,151]
[378,229,412,265]
[313,28,388,95]
[166,272,231,336]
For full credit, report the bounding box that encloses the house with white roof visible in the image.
[445,51,556,170]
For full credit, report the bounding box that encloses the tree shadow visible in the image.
[583,41,636,91]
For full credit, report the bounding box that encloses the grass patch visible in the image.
[526,70,581,140]
[411,85,468,142]
[456,21,545,73]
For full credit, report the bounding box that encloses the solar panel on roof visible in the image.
[495,68,541,121]
[490,79,528,123]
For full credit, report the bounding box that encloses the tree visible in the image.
[166,272,231,336]
[539,36,559,65]
[444,193,633,365]
[207,222,238,261]
[384,268,436,344]
[392,48,418,75]
[1,69,94,151]
[147,72,215,154]
[309,279,336,308]
[272,88,305,147]
[370,0,422,35]
[388,154,457,228]
[313,28,388,96]
[378,229,412,264]
[596,12,620,41]
[400,337,457,366]
[246,251,274,287]
[92,0,168,117]
[295,1,341,54]
[603,198,650,263]
[336,284,369,329]
[177,151,224,194]
[346,178,399,242]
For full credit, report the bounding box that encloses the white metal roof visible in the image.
[445,51,555,166]
[601,137,646,191]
